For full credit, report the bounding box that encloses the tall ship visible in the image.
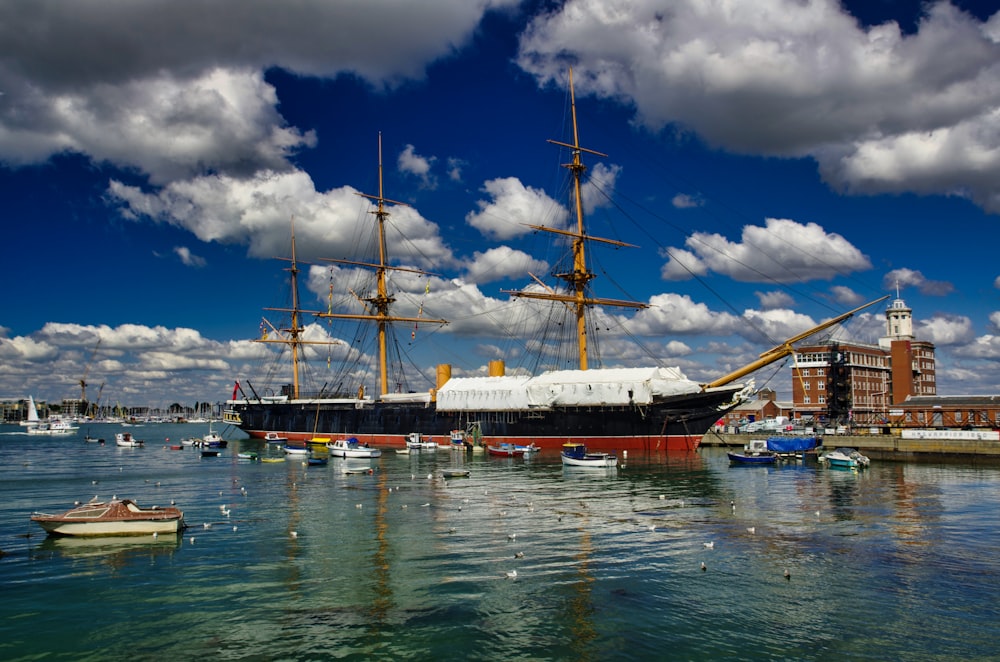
[226,70,882,452]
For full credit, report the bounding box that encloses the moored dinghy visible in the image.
[115,432,144,447]
[31,498,186,537]
[820,448,870,469]
[727,439,777,465]
[561,442,617,467]
[326,436,382,458]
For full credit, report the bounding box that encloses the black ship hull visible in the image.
[228,388,738,452]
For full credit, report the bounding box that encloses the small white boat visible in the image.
[200,423,227,448]
[283,442,310,456]
[405,432,437,450]
[115,432,144,447]
[27,418,79,435]
[448,429,471,451]
[820,448,870,469]
[264,432,289,444]
[326,437,382,458]
[561,442,617,468]
[31,498,185,537]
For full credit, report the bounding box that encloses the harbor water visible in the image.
[1,423,998,661]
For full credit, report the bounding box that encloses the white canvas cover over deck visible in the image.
[436,367,701,412]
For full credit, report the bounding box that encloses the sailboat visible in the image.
[227,70,883,453]
[19,395,40,427]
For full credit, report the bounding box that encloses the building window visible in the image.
[818,382,825,390]
[956,411,963,422]
[803,369,810,376]
[818,396,825,404]
[804,397,811,404]
[804,382,810,390]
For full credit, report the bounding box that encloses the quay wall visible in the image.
[701,432,1000,464]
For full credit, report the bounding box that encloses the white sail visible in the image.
[20,395,40,426]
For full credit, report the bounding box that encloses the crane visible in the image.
[80,339,102,403]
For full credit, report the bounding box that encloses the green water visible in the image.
[1,424,998,660]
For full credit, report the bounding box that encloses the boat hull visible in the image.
[31,500,185,537]
[230,391,738,453]
[727,452,777,465]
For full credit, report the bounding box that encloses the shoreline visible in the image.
[701,431,1000,464]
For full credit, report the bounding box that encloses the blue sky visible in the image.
[2,0,999,410]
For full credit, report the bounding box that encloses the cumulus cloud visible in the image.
[883,268,954,296]
[581,162,622,214]
[953,334,1000,359]
[174,246,206,268]
[661,218,871,283]
[0,322,275,404]
[398,144,437,189]
[672,193,704,209]
[756,290,795,310]
[108,170,455,268]
[830,285,866,306]
[629,292,741,336]
[517,0,1000,213]
[466,177,570,240]
[0,1,518,183]
[917,313,975,345]
[464,246,549,285]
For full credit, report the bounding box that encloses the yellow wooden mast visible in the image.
[507,67,647,370]
[317,133,446,397]
[256,217,347,400]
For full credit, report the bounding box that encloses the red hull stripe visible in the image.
[248,431,701,452]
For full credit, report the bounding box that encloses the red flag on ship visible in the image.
[232,380,240,400]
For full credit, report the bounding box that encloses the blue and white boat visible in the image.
[561,442,617,467]
[727,439,777,465]
[326,437,382,458]
[820,448,870,469]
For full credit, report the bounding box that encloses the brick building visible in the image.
[791,293,937,428]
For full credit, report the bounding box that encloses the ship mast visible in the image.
[256,217,344,400]
[317,133,447,397]
[507,68,648,370]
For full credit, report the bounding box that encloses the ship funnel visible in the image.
[489,360,505,377]
[436,364,452,389]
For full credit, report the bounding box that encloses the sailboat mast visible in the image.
[505,67,647,371]
[374,132,393,397]
[566,68,594,370]
[314,136,447,398]
[288,217,302,400]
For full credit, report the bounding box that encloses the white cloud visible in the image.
[581,162,622,214]
[0,1,517,183]
[108,169,455,268]
[398,144,437,189]
[629,292,740,336]
[464,246,549,285]
[830,285,866,306]
[661,218,871,283]
[883,268,954,296]
[917,313,975,345]
[517,0,1000,213]
[466,177,570,240]
[660,247,708,280]
[174,246,206,268]
[672,193,704,209]
[756,290,794,310]
[953,334,1000,359]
